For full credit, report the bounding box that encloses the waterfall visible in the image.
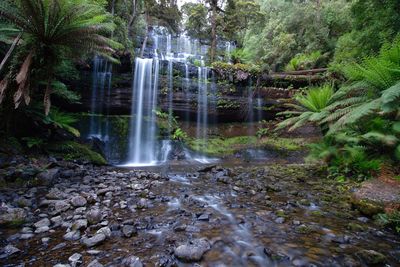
[122,29,226,166]
[125,58,159,166]
[195,66,211,163]
[89,56,112,139]
[225,41,236,63]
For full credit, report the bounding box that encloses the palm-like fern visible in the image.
[276,84,334,131]
[323,39,400,133]
[0,0,121,114]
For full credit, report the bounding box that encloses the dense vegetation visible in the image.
[0,0,399,223]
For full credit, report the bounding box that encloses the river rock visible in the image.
[86,209,102,224]
[46,188,67,200]
[174,238,211,262]
[122,256,143,267]
[136,198,148,209]
[68,252,83,267]
[0,244,20,259]
[122,225,136,238]
[0,207,27,225]
[82,233,106,247]
[37,168,59,185]
[356,249,386,265]
[71,219,88,231]
[96,227,112,238]
[87,259,103,267]
[54,200,71,214]
[64,230,81,241]
[34,218,51,228]
[71,196,87,207]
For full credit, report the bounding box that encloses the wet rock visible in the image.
[72,219,88,231]
[54,200,71,214]
[60,169,74,178]
[122,225,136,238]
[331,235,350,244]
[0,207,27,226]
[64,230,81,241]
[174,238,211,262]
[87,259,104,267]
[37,168,59,185]
[0,244,20,259]
[82,233,106,247]
[34,218,51,228]
[51,242,67,251]
[71,196,87,207]
[198,213,210,221]
[35,226,50,234]
[86,209,103,225]
[96,226,111,238]
[275,217,285,224]
[136,198,148,209]
[46,188,67,200]
[216,176,230,184]
[351,198,384,217]
[68,253,83,267]
[197,165,216,173]
[51,216,63,227]
[20,233,34,240]
[263,247,290,262]
[122,256,143,267]
[355,249,386,265]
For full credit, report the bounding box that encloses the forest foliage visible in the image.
[0,0,399,180]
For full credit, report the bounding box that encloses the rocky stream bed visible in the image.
[0,161,399,267]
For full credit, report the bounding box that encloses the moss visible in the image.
[7,219,26,228]
[260,137,305,151]
[47,141,107,165]
[347,222,366,231]
[351,198,384,217]
[187,136,258,156]
[295,225,313,234]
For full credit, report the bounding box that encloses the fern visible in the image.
[381,82,400,113]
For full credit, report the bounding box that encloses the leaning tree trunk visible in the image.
[0,33,22,74]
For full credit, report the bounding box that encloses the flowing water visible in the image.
[88,56,112,140]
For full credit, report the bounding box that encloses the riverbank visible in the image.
[1,160,399,266]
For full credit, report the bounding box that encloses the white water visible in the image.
[124,58,160,166]
[88,56,112,139]
[89,30,240,166]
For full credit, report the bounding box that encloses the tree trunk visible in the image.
[128,0,138,38]
[0,33,22,74]
[140,14,149,58]
[210,0,218,62]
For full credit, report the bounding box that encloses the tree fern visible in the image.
[0,0,121,114]
[276,84,334,131]
[381,81,400,113]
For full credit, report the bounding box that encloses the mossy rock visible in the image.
[355,249,386,265]
[351,198,384,217]
[346,222,366,231]
[47,141,107,165]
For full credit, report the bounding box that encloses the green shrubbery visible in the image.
[278,39,400,180]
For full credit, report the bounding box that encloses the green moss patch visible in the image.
[47,141,107,165]
[186,136,306,156]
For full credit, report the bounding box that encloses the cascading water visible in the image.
[124,57,160,166]
[225,41,236,63]
[88,56,112,139]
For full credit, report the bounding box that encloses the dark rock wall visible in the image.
[63,56,321,123]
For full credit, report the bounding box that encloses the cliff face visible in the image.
[63,56,325,122]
